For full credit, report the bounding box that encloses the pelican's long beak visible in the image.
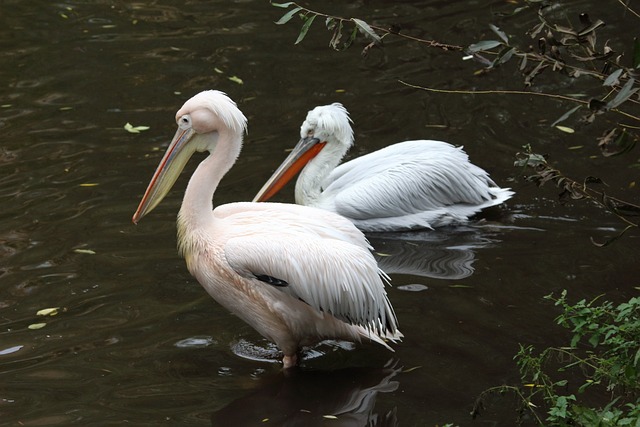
[132,127,197,224]
[252,137,326,202]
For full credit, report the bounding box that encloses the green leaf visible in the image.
[275,6,302,25]
[343,26,358,50]
[489,24,509,44]
[492,47,515,67]
[467,40,502,53]
[352,18,381,45]
[295,14,316,44]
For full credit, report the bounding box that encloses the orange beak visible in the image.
[253,137,326,202]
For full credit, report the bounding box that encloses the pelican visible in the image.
[253,103,514,232]
[132,91,400,368]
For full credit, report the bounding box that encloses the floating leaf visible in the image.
[322,415,338,419]
[28,323,47,330]
[551,105,582,127]
[489,24,509,44]
[492,47,515,67]
[603,69,623,87]
[397,284,429,292]
[79,183,99,187]
[124,122,150,134]
[275,6,302,25]
[467,40,502,53]
[271,2,294,8]
[606,78,638,110]
[555,125,575,134]
[295,14,316,45]
[374,252,392,257]
[0,345,23,355]
[228,75,243,85]
[74,248,96,255]
[37,307,60,316]
[352,18,381,45]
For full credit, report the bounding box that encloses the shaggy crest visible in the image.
[302,103,354,147]
[179,90,248,136]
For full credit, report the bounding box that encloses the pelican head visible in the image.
[253,103,354,202]
[133,90,247,224]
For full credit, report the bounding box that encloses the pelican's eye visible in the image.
[178,114,191,130]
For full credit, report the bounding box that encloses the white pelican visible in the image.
[253,103,514,232]
[132,91,400,368]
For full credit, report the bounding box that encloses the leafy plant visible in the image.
[473,292,640,426]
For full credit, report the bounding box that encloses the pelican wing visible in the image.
[323,140,507,220]
[221,207,397,334]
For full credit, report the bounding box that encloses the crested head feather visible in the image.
[303,103,354,147]
[179,90,248,136]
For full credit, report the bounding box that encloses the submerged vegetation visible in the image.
[272,1,640,424]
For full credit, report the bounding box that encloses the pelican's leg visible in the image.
[282,353,298,369]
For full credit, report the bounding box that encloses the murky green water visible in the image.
[1,1,638,425]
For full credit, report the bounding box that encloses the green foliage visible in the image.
[271,2,640,196]
[503,292,640,426]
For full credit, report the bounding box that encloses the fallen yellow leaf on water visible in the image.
[322,415,338,419]
[374,252,392,257]
[79,183,99,187]
[28,323,47,330]
[74,249,96,255]
[555,125,575,134]
[228,76,243,85]
[37,307,60,316]
[124,122,150,133]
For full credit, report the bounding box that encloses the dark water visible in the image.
[1,0,638,425]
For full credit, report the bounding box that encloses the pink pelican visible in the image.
[253,103,514,232]
[132,91,400,368]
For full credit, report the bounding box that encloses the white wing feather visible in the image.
[320,140,513,229]
[218,203,398,335]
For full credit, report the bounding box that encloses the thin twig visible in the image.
[616,0,640,19]
[398,80,640,123]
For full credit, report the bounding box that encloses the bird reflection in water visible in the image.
[368,225,499,281]
[210,361,400,427]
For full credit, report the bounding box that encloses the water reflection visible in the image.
[211,362,400,427]
[368,225,498,281]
